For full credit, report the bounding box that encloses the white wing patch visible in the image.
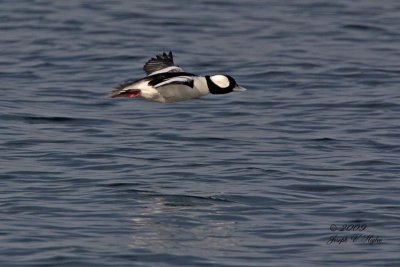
[150,66,184,76]
[153,76,193,88]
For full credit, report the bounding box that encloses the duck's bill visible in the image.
[233,85,247,92]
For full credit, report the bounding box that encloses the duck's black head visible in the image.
[205,75,247,94]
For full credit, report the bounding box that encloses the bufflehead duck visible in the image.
[107,51,247,103]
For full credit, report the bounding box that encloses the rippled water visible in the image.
[1,0,400,266]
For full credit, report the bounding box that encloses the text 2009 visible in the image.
[339,224,367,231]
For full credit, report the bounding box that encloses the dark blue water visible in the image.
[1,0,400,266]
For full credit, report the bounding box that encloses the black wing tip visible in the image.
[168,51,173,60]
[143,51,176,75]
[153,51,174,62]
[163,51,173,60]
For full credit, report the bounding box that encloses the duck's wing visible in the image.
[148,72,196,88]
[143,51,184,76]
[152,76,194,88]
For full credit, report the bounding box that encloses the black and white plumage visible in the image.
[107,51,247,103]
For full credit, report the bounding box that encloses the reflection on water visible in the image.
[129,195,239,252]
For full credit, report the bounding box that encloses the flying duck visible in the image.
[107,51,246,103]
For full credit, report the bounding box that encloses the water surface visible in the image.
[1,0,400,266]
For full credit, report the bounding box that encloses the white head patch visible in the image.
[210,75,230,88]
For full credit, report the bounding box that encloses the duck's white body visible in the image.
[114,75,210,103]
[108,52,246,103]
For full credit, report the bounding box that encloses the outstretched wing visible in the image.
[148,72,195,88]
[143,51,184,76]
[153,76,194,88]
